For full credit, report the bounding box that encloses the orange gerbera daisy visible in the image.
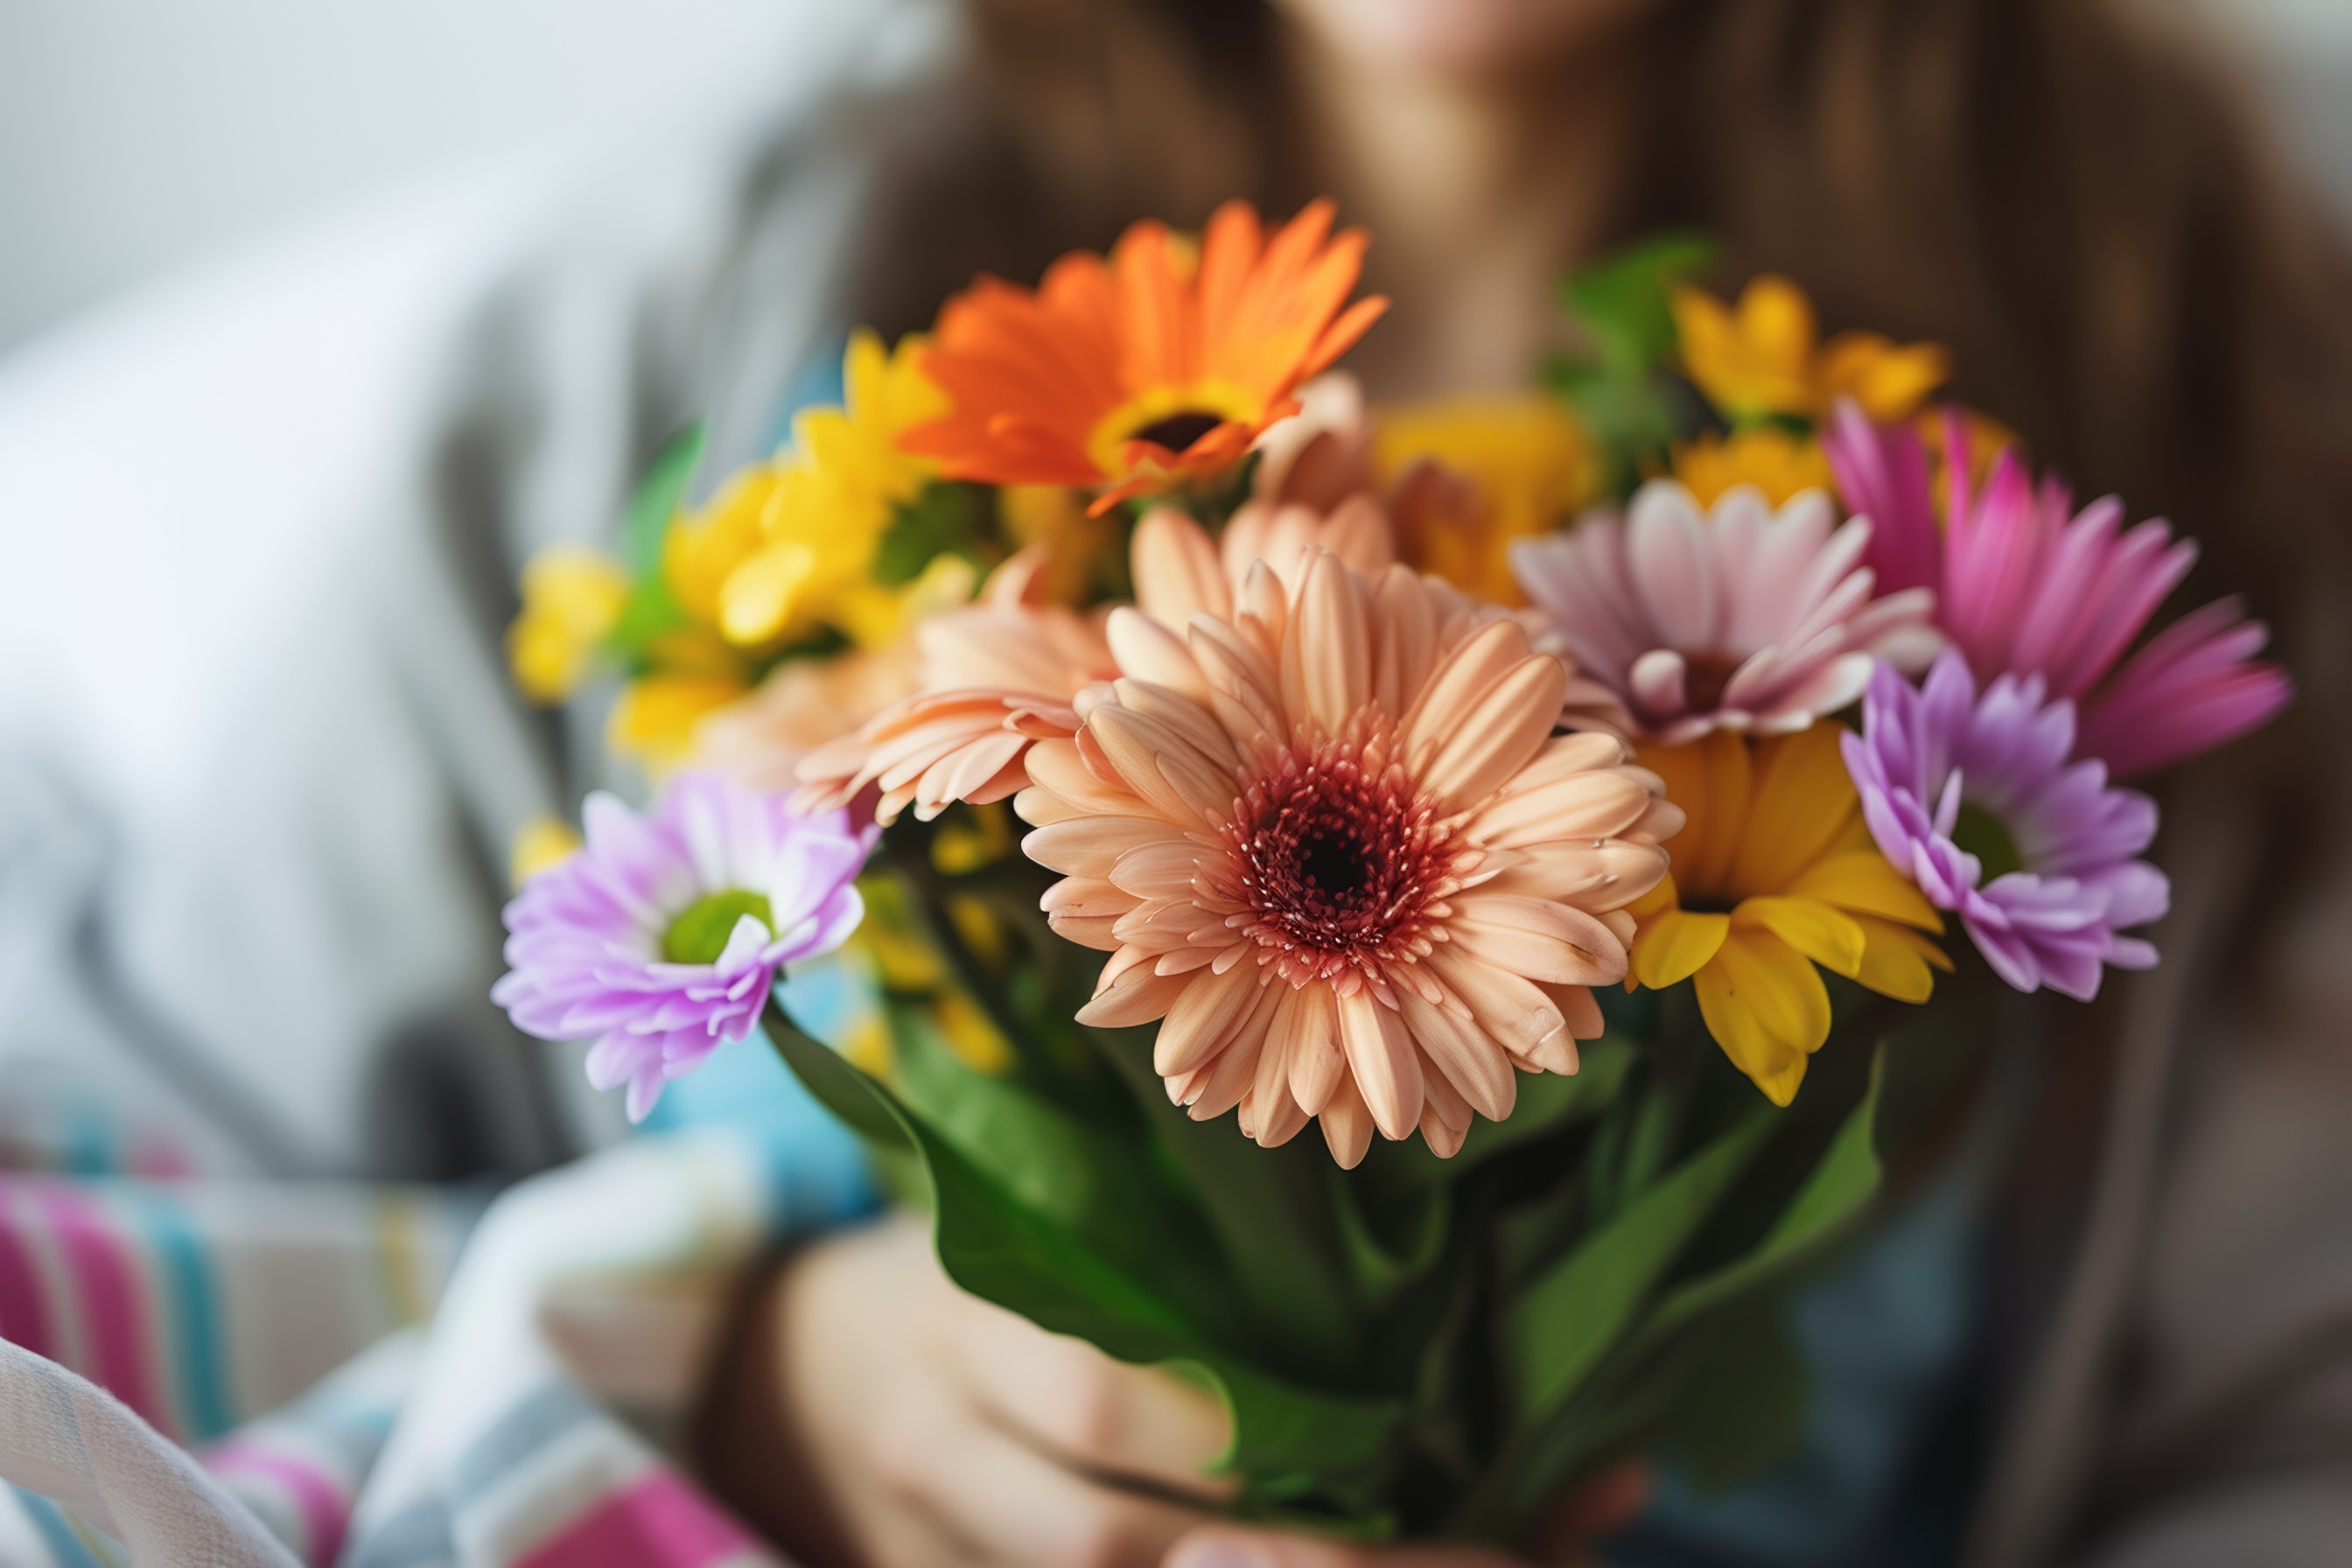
[900,200,1389,514]
[1018,536,1681,1167]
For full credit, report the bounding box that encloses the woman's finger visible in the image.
[941,1284,1236,1500]
[878,1375,1216,1568]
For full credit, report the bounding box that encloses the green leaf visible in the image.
[1175,1355,1406,1519]
[1503,1105,1779,1422]
[766,1012,909,1150]
[1085,1024,1363,1374]
[1557,231,1720,378]
[885,1003,1240,1341]
[622,423,706,577]
[872,480,995,586]
[1642,1052,1884,1340]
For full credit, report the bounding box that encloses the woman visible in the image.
[0,0,2342,1564]
[692,1,2352,1565]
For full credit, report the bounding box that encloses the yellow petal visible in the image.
[1740,276,1819,373]
[1782,849,1943,932]
[1734,895,1866,978]
[508,815,582,887]
[1849,915,1953,1004]
[606,674,747,770]
[718,541,821,645]
[1625,871,1681,920]
[1818,332,1952,424]
[508,547,629,702]
[1694,931,1830,1106]
[1693,969,1800,1106]
[1732,726,1858,895]
[1632,905,1731,990]
[1638,732,1750,899]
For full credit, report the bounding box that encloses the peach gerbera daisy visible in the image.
[798,497,1405,825]
[1018,536,1681,1167]
[900,200,1389,514]
[794,550,1116,823]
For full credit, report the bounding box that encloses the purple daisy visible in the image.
[492,774,871,1120]
[1839,649,2169,1000]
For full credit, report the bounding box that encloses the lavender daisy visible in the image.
[492,774,871,1120]
[1839,649,2168,1000]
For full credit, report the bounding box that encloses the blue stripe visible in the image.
[62,1105,112,1179]
[122,1188,235,1441]
[12,1485,108,1568]
[447,1382,598,1510]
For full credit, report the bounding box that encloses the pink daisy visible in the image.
[1510,479,1940,744]
[1825,403,2291,777]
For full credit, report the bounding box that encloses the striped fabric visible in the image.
[0,1117,870,1564]
[0,1175,473,1449]
[203,1333,420,1566]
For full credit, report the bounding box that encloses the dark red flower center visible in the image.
[1225,735,1456,986]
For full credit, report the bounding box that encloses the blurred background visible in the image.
[3,0,2350,354]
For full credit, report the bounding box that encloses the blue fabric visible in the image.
[640,958,880,1232]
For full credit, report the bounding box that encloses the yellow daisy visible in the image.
[1373,393,1600,604]
[1671,276,1950,425]
[716,329,950,648]
[1628,726,1950,1105]
[508,547,630,702]
[1670,426,1835,508]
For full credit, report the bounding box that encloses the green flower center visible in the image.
[662,889,774,964]
[1950,801,2023,884]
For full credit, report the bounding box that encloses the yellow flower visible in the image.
[826,554,977,653]
[1373,394,1599,604]
[1670,427,1835,508]
[508,547,629,702]
[662,462,777,636]
[1672,276,1950,424]
[716,331,948,648]
[1819,332,1952,424]
[999,484,1116,605]
[1628,726,1949,1106]
[508,814,582,887]
[607,673,747,772]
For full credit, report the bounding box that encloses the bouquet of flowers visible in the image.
[493,203,2290,1540]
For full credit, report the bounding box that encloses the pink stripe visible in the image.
[512,1472,761,1568]
[209,1440,350,1567]
[36,1182,166,1432]
[0,1191,54,1359]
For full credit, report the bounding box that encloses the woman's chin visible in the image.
[1276,0,1654,79]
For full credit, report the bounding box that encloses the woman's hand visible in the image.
[732,1211,1232,1568]
[704,1210,1647,1568]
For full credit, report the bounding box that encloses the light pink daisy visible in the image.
[1510,480,1940,744]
